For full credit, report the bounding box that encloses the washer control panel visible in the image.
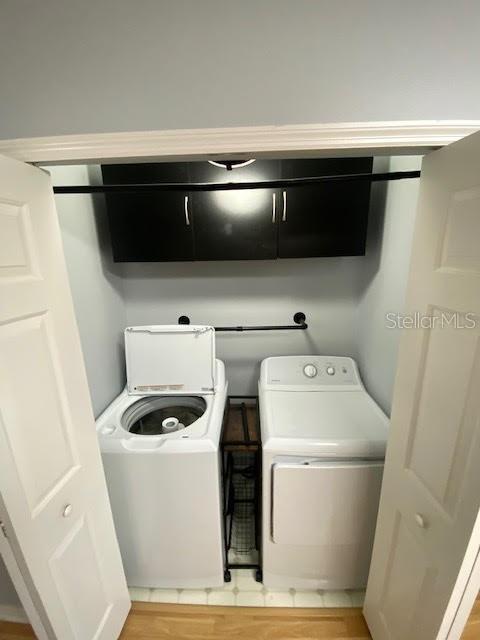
[263,356,360,388]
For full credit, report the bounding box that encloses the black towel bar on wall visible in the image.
[178,312,308,332]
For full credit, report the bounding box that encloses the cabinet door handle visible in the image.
[282,190,287,222]
[272,193,276,223]
[184,195,190,226]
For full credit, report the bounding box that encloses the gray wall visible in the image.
[51,166,127,417]
[43,159,420,403]
[356,157,422,414]
[121,158,421,400]
[1,0,480,139]
[0,557,25,619]
[122,258,364,395]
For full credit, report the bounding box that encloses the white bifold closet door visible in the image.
[364,130,480,639]
[0,154,130,639]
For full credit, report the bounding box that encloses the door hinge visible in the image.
[0,520,8,538]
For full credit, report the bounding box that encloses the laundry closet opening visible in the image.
[38,153,422,608]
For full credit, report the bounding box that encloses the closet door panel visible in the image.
[279,158,373,258]
[190,160,280,261]
[102,164,194,262]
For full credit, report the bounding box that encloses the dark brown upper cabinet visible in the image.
[102,158,372,262]
[189,160,280,261]
[102,163,194,262]
[278,158,373,259]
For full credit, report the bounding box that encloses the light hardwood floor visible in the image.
[119,602,371,639]
[0,599,479,639]
[0,603,370,640]
[461,596,480,640]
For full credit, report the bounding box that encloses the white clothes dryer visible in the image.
[259,355,388,590]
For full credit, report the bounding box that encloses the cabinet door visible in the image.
[102,163,193,262]
[279,158,373,258]
[190,160,280,260]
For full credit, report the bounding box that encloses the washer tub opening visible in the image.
[122,396,207,435]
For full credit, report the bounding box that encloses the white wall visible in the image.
[356,157,422,414]
[122,258,364,394]
[1,1,480,139]
[50,166,127,417]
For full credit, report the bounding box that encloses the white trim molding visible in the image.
[0,120,479,165]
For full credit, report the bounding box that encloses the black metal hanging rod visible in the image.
[52,170,421,194]
[178,312,308,332]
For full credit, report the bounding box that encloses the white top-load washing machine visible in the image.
[259,355,389,590]
[96,325,228,589]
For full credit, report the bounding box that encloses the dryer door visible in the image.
[272,460,383,548]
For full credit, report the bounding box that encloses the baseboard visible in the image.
[0,603,29,623]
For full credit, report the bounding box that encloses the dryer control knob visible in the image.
[326,366,336,376]
[303,364,318,378]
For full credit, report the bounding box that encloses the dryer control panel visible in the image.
[260,355,362,390]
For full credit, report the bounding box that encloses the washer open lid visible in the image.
[125,325,216,395]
